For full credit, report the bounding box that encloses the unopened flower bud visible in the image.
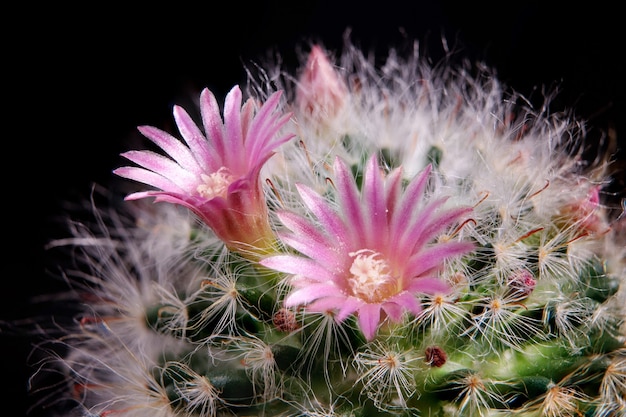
[424,345,448,368]
[296,45,348,124]
[558,184,609,235]
[507,269,537,298]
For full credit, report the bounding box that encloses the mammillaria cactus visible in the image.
[35,39,625,416]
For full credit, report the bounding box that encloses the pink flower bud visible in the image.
[558,185,609,236]
[296,45,348,122]
[507,269,537,298]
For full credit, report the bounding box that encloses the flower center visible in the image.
[197,167,235,199]
[348,249,396,302]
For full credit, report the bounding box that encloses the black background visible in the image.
[5,1,624,416]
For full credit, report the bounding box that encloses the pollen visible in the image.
[379,352,401,370]
[348,249,396,302]
[197,167,234,199]
[433,295,445,306]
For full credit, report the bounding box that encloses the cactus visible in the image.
[36,39,625,417]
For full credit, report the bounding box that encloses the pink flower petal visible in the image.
[405,241,474,278]
[276,211,342,265]
[357,304,381,341]
[119,150,198,191]
[113,167,185,195]
[384,168,403,220]
[172,105,215,171]
[385,292,421,318]
[222,86,244,171]
[137,125,201,173]
[199,87,227,161]
[335,297,363,322]
[362,155,387,247]
[390,164,432,243]
[296,184,350,247]
[381,302,404,322]
[246,91,291,158]
[307,296,350,313]
[284,283,341,306]
[259,255,335,282]
[412,206,473,250]
[405,276,451,295]
[395,198,446,255]
[334,157,365,245]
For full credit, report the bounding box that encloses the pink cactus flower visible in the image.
[114,85,294,257]
[261,155,474,341]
